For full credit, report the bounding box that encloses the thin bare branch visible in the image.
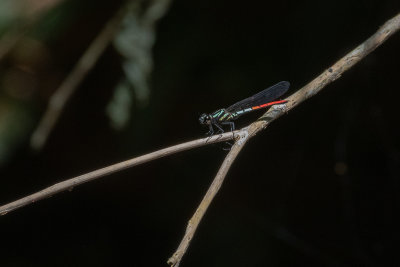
[30,3,130,150]
[167,12,400,267]
[250,12,400,137]
[168,130,250,267]
[1,10,399,267]
[0,131,238,216]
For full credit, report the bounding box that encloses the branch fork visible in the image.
[0,11,399,267]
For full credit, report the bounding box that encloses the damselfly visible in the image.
[199,81,290,135]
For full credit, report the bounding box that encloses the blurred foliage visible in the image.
[0,1,20,34]
[109,0,171,129]
[106,79,132,130]
[1,1,400,266]
[0,0,172,164]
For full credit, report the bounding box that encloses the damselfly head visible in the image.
[199,113,210,125]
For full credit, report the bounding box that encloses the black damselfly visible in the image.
[199,81,290,135]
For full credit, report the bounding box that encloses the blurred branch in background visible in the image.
[2,1,399,265]
[29,2,131,150]
[31,0,173,150]
[0,10,399,266]
[1,0,173,164]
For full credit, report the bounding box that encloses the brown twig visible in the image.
[1,9,399,267]
[0,131,238,216]
[167,12,400,267]
[167,130,250,267]
[30,3,130,150]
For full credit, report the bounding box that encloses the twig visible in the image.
[167,12,400,267]
[0,131,238,216]
[1,9,399,266]
[30,2,130,150]
[168,130,250,267]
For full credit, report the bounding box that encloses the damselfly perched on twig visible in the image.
[199,81,290,135]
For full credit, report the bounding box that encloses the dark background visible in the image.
[1,0,400,266]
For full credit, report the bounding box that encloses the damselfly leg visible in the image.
[206,121,224,136]
[221,121,235,132]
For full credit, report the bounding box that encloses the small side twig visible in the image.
[167,130,250,267]
[0,131,238,216]
[167,12,400,267]
[30,2,130,150]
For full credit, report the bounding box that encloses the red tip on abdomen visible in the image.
[256,100,287,109]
